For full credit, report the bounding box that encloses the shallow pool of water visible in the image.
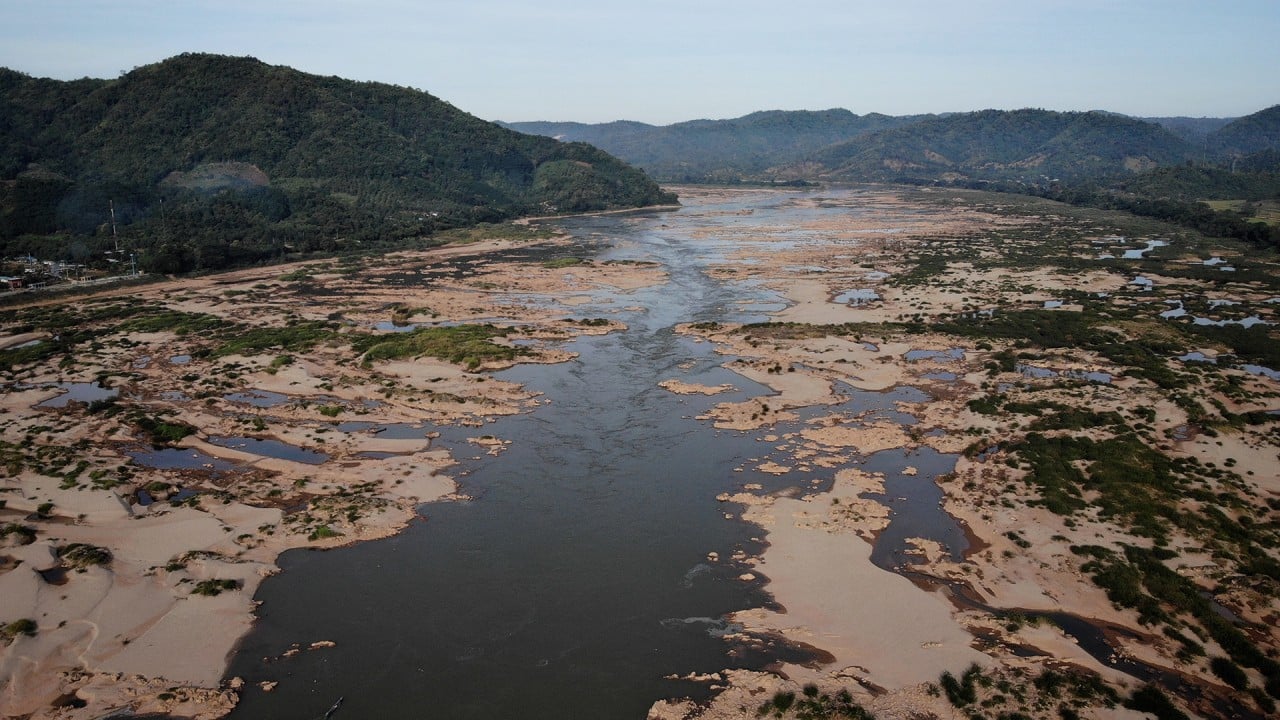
[1121,239,1168,259]
[833,288,880,305]
[904,348,964,362]
[1242,364,1280,381]
[805,383,929,426]
[921,371,958,382]
[224,390,291,408]
[128,447,240,473]
[861,447,968,569]
[36,382,118,408]
[207,436,330,465]
[372,321,419,332]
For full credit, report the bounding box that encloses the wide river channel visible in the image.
[225,189,951,719]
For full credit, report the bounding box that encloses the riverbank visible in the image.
[648,185,1279,719]
[0,232,666,717]
[3,185,1276,719]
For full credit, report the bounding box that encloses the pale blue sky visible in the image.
[1,0,1276,124]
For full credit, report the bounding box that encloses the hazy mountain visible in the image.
[1142,116,1236,143]
[0,54,673,272]
[799,109,1196,183]
[1207,105,1280,157]
[508,107,1279,186]
[504,110,925,182]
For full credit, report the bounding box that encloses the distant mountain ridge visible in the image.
[0,54,674,272]
[1207,105,1280,157]
[801,108,1195,183]
[504,110,926,182]
[506,105,1280,185]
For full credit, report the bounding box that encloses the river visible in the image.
[225,189,948,719]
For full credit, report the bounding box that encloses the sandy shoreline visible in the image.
[647,185,1279,719]
[0,231,661,717]
[3,185,1277,719]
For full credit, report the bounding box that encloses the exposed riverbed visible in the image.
[225,191,967,719]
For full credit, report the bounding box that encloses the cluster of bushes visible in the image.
[1,618,37,644]
[935,663,1203,720]
[756,685,873,719]
[132,413,196,446]
[191,578,241,596]
[56,543,112,568]
[1073,545,1280,709]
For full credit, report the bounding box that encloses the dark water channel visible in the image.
[225,190,963,719]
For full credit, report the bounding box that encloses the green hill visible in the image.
[0,54,674,273]
[1142,115,1236,143]
[507,108,1260,186]
[802,109,1196,183]
[1110,162,1280,202]
[1208,105,1280,157]
[505,110,924,182]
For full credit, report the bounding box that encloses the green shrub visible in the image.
[134,415,196,445]
[1210,656,1249,690]
[308,525,341,541]
[1,618,37,643]
[1124,686,1188,720]
[0,523,36,545]
[542,257,584,269]
[57,543,113,568]
[191,579,240,596]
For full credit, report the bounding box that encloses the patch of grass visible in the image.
[1,523,36,545]
[267,354,295,374]
[308,524,341,541]
[542,256,584,269]
[432,222,556,244]
[213,321,340,357]
[1,619,37,644]
[352,324,527,370]
[116,310,227,336]
[278,267,316,281]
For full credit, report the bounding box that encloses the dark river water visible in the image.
[225,189,959,719]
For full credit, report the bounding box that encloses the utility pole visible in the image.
[109,200,119,252]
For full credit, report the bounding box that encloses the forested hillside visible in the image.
[1208,105,1280,157]
[1143,115,1235,143]
[0,54,674,273]
[506,110,924,182]
[803,109,1195,182]
[509,107,1280,187]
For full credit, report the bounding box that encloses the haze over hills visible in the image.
[0,54,674,273]
[502,110,925,183]
[507,105,1280,185]
[800,109,1195,183]
[1207,105,1280,158]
